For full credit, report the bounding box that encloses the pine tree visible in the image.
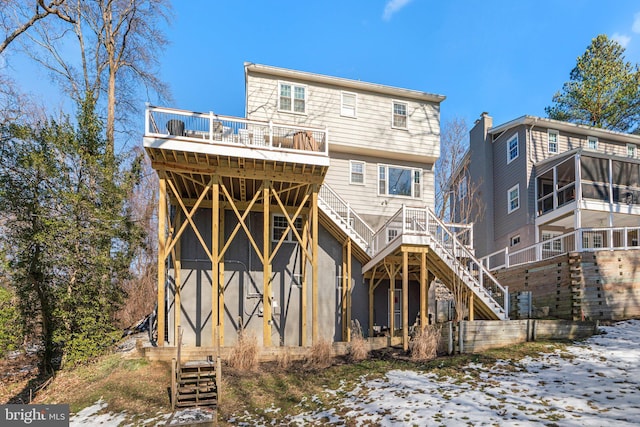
[545,34,640,133]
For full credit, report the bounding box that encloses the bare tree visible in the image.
[0,0,74,54]
[22,0,172,155]
[435,117,485,323]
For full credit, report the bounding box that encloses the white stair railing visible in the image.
[317,184,374,252]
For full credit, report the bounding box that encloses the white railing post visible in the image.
[144,103,150,135]
[505,246,510,268]
[402,205,406,234]
[577,229,583,252]
[324,127,329,155]
[624,227,628,249]
[346,202,351,228]
[269,121,273,147]
[208,112,214,141]
[504,286,509,317]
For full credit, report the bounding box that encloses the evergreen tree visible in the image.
[545,34,640,133]
[0,94,142,371]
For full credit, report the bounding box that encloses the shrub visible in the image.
[348,320,368,362]
[0,285,23,357]
[305,338,332,369]
[227,329,258,371]
[410,325,441,362]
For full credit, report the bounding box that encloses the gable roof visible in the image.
[244,62,446,104]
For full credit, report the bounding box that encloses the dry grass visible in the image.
[276,349,291,369]
[304,338,332,369]
[410,325,441,362]
[227,330,258,371]
[348,320,369,362]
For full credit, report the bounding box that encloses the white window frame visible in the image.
[508,184,520,213]
[507,134,519,164]
[510,235,521,246]
[587,136,598,150]
[392,101,408,129]
[341,91,357,118]
[548,129,559,154]
[278,81,307,114]
[378,164,422,199]
[349,160,365,185]
[271,214,303,243]
[542,231,563,252]
[627,143,637,158]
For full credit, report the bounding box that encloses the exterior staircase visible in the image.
[174,360,219,409]
[318,184,509,320]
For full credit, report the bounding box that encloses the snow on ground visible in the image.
[233,320,640,426]
[69,320,640,426]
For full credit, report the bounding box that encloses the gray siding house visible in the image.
[143,65,509,358]
[453,113,640,269]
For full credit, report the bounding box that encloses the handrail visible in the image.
[318,184,374,248]
[145,105,329,156]
[481,225,640,271]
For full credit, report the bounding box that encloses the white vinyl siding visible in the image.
[349,160,365,184]
[507,134,519,164]
[508,184,520,213]
[378,164,421,198]
[392,101,408,129]
[341,92,357,118]
[278,81,306,114]
[587,136,598,150]
[548,130,558,154]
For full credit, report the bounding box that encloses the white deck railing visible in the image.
[370,206,508,318]
[481,226,640,271]
[145,105,328,156]
[318,185,374,250]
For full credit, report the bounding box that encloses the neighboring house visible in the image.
[142,64,508,358]
[451,113,640,320]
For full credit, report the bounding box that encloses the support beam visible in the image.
[218,205,225,346]
[301,219,309,346]
[157,177,167,347]
[368,265,378,337]
[312,184,319,343]
[173,211,182,346]
[469,292,475,321]
[341,243,347,341]
[346,238,352,342]
[420,251,427,328]
[402,250,409,351]
[263,181,272,346]
[211,179,220,350]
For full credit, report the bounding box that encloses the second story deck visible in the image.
[144,106,330,205]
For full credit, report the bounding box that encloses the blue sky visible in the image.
[6,0,640,137]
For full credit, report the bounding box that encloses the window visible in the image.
[392,101,407,129]
[279,82,306,113]
[507,134,519,164]
[350,160,365,184]
[458,176,468,200]
[378,164,422,198]
[542,232,563,252]
[548,130,559,154]
[510,235,521,246]
[341,92,357,117]
[587,137,598,150]
[387,228,399,242]
[272,215,303,242]
[627,144,637,158]
[508,184,520,213]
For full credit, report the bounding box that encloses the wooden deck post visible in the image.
[346,238,352,342]
[263,181,272,347]
[218,204,225,346]
[211,179,220,349]
[341,243,347,341]
[173,211,182,346]
[389,265,395,338]
[301,219,308,346]
[468,292,475,321]
[402,250,409,351]
[420,251,427,328]
[312,184,319,343]
[157,176,167,347]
